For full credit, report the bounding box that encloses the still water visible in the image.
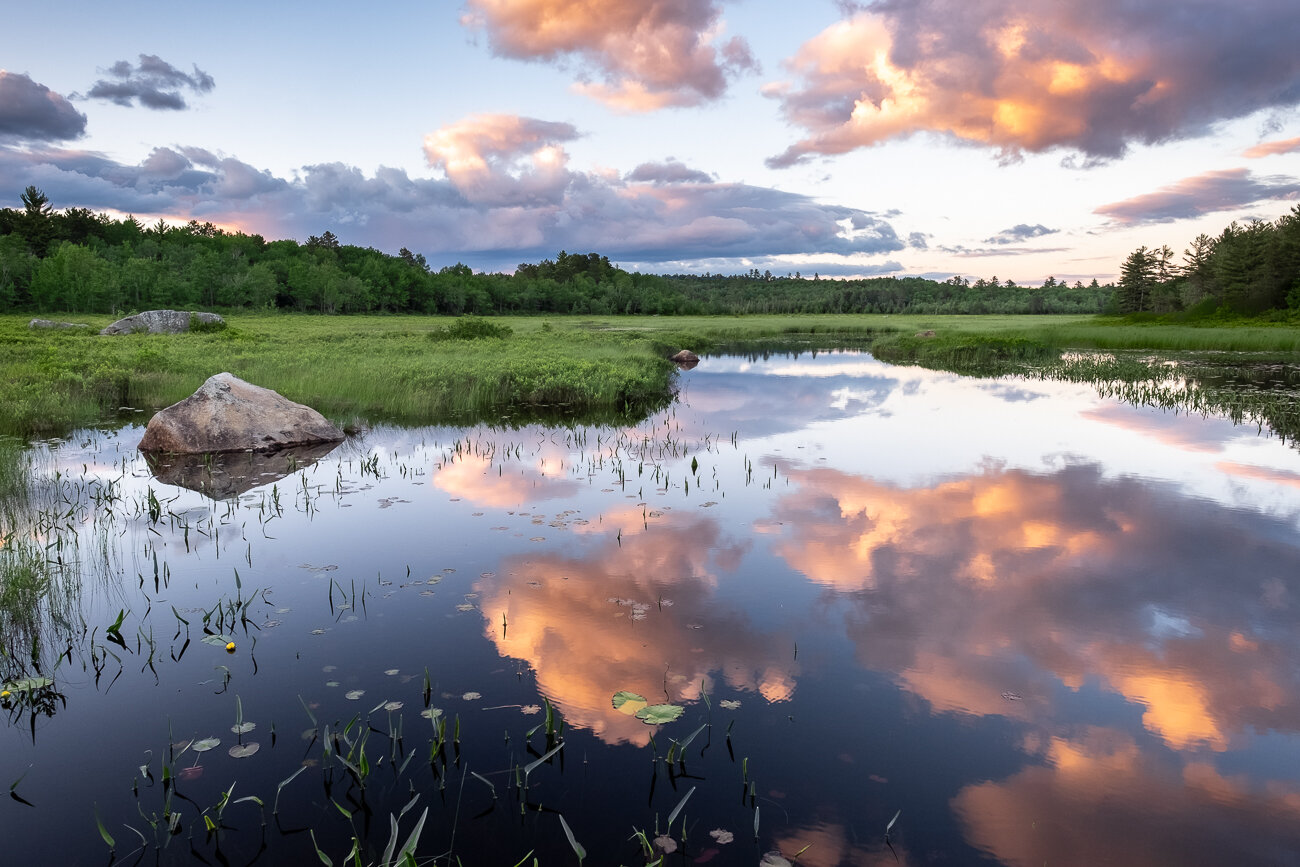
[5,350,1300,865]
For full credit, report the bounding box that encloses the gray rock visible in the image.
[914,329,937,338]
[101,310,225,335]
[29,318,90,329]
[138,372,345,454]
[671,349,700,364]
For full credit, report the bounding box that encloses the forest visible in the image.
[0,186,1117,317]
[15,189,1300,321]
[1114,206,1300,316]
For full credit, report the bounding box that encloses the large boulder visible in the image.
[138,372,345,454]
[101,310,224,335]
[671,349,700,363]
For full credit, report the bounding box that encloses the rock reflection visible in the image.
[473,512,797,746]
[143,441,340,499]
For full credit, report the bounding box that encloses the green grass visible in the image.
[3,312,1298,438]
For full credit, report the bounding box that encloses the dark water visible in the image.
[5,350,1300,866]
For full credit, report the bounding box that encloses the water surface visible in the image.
[5,350,1300,865]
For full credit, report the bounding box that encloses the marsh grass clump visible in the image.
[870,332,1057,374]
[428,316,514,341]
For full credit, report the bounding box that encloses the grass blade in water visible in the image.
[667,786,695,833]
[558,813,586,864]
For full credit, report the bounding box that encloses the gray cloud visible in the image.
[767,0,1300,166]
[0,138,904,270]
[85,54,214,110]
[1095,168,1300,224]
[626,159,714,184]
[0,71,87,142]
[983,223,1058,244]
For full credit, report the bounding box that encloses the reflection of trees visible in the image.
[474,512,796,745]
[770,462,1300,749]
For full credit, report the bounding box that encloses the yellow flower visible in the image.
[225,641,236,652]
[0,690,10,699]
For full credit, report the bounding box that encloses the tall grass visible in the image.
[3,311,1298,438]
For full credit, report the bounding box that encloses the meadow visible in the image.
[5,311,1300,440]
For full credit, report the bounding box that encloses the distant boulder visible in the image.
[101,310,225,335]
[29,318,90,329]
[671,349,700,363]
[138,372,345,454]
[914,330,937,338]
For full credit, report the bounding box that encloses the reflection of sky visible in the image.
[15,349,1300,864]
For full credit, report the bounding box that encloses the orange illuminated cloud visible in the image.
[1245,136,1300,158]
[473,512,791,746]
[953,728,1300,865]
[460,0,756,110]
[769,463,1300,753]
[423,114,578,205]
[766,1,1300,166]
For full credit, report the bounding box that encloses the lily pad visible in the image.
[201,634,233,647]
[420,708,443,720]
[345,690,365,700]
[719,699,742,710]
[709,829,734,845]
[192,737,221,752]
[3,676,53,692]
[231,722,256,734]
[635,704,684,725]
[611,691,648,716]
[383,701,404,712]
[462,691,482,701]
[228,743,260,758]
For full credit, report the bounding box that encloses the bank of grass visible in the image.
[3,312,1299,438]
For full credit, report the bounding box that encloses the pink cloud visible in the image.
[1094,168,1300,224]
[460,0,756,111]
[766,0,1300,166]
[423,113,579,206]
[1244,136,1300,158]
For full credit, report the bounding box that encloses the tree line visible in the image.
[0,186,1114,316]
[1116,207,1300,315]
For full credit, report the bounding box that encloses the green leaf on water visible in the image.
[231,722,256,734]
[201,634,233,647]
[229,743,260,758]
[635,704,684,725]
[94,802,116,850]
[192,737,221,752]
[3,676,53,692]
[611,690,648,716]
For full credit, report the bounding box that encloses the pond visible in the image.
[5,349,1300,866]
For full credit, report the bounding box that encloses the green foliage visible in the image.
[427,316,513,341]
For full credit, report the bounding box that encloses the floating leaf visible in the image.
[420,708,443,720]
[192,737,220,752]
[345,690,365,701]
[719,699,741,710]
[231,723,256,734]
[462,691,481,701]
[384,669,400,676]
[521,704,541,715]
[383,701,404,712]
[759,852,792,867]
[653,835,677,853]
[229,743,260,758]
[611,691,648,716]
[3,677,52,692]
[710,829,734,845]
[201,634,233,647]
[635,704,684,725]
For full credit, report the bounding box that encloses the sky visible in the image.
[2,0,1299,283]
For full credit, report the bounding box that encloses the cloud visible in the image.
[84,54,214,110]
[984,223,1057,244]
[1094,167,1300,224]
[422,113,579,206]
[765,0,1300,166]
[0,70,87,141]
[626,159,714,184]
[1244,135,1300,158]
[460,0,757,110]
[0,113,904,269]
